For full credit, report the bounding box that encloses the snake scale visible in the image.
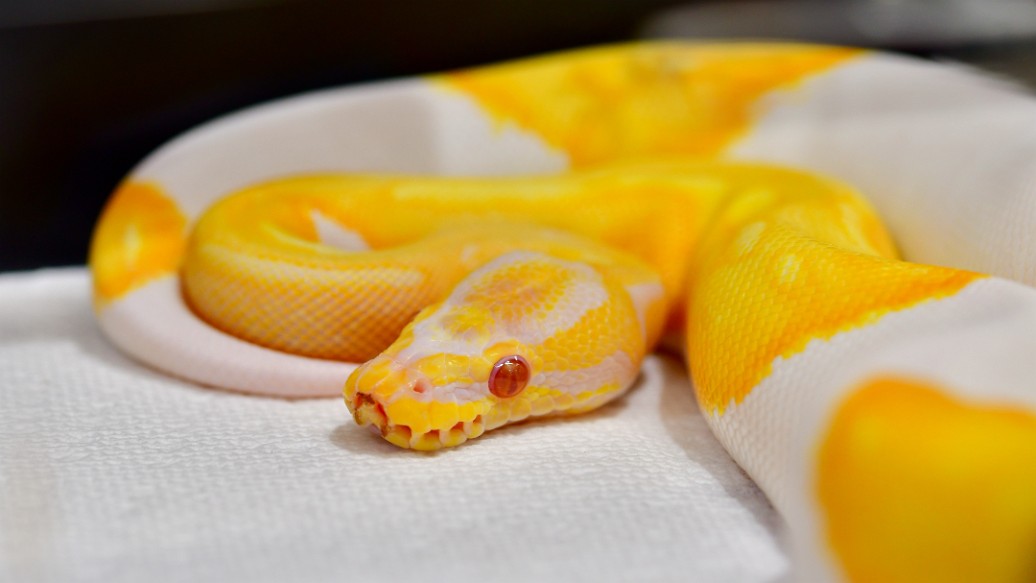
[89,43,1036,581]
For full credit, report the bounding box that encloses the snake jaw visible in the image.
[349,390,487,451]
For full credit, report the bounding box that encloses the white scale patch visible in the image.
[532,350,636,397]
[624,281,665,339]
[310,210,370,251]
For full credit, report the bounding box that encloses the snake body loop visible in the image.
[90,43,1036,582]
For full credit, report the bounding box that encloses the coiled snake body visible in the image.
[90,43,1036,581]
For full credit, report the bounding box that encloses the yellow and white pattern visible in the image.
[89,43,1036,581]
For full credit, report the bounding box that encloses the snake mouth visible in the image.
[350,392,485,451]
[351,392,389,433]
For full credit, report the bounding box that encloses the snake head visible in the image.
[344,250,661,451]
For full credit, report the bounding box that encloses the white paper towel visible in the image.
[0,268,787,583]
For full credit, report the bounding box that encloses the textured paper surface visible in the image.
[0,269,786,583]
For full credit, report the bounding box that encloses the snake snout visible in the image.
[345,356,490,451]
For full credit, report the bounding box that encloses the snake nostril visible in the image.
[413,378,431,394]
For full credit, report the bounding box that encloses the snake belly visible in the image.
[90,43,1036,582]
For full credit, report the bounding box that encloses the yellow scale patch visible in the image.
[461,258,573,327]
[817,377,1036,583]
[687,176,981,412]
[442,43,860,167]
[89,181,187,308]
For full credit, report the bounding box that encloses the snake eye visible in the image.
[489,355,530,398]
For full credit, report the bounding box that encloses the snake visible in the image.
[88,43,1036,581]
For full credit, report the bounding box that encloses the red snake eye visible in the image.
[489,355,530,398]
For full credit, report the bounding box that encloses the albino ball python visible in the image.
[89,43,1036,581]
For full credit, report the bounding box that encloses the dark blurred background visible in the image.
[2,0,1035,272]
